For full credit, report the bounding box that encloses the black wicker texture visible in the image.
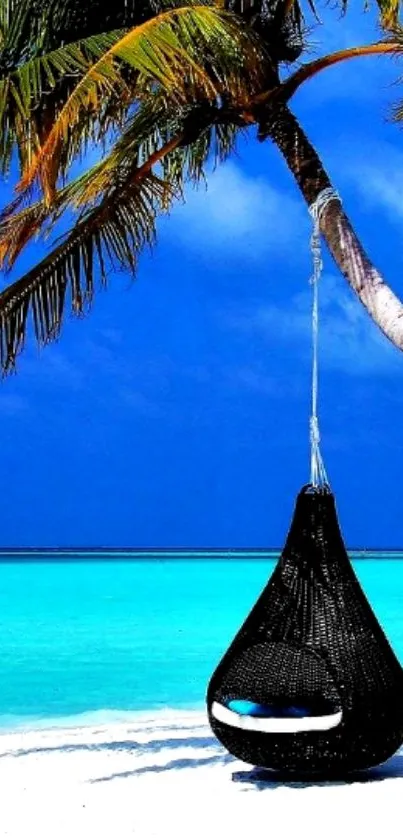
[207,487,403,775]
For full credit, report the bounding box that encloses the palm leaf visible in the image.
[373,0,400,27]
[17,5,264,200]
[0,167,176,374]
[0,86,244,273]
[0,201,51,268]
[335,0,401,26]
[0,29,127,177]
[0,91,243,373]
[0,31,124,114]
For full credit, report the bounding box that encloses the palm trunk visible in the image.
[259,103,403,352]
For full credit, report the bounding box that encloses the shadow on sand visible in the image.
[5,734,218,759]
[91,752,234,782]
[8,728,403,790]
[231,752,403,790]
[90,744,403,787]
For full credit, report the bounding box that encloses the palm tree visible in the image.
[0,0,402,374]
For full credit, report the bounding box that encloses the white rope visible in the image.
[308,187,340,489]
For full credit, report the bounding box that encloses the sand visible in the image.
[0,710,401,838]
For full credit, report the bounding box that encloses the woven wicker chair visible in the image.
[207,486,403,775]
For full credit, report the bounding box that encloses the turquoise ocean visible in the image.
[0,553,403,729]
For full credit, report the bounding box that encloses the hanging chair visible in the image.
[207,484,403,774]
[206,189,403,775]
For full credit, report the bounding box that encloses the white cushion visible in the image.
[211,701,343,733]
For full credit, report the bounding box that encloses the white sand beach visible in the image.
[0,710,402,838]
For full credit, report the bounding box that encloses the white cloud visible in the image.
[220,273,402,376]
[165,161,306,258]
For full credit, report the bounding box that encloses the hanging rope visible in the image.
[308,187,340,489]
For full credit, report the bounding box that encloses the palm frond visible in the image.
[0,89,244,373]
[0,0,10,45]
[0,167,177,374]
[0,201,51,268]
[372,0,400,28]
[0,29,127,177]
[225,0,307,63]
[0,86,243,272]
[335,0,400,27]
[0,0,58,72]
[16,5,266,199]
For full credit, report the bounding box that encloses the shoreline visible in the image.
[0,706,207,734]
[0,709,402,838]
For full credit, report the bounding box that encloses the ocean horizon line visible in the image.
[0,546,402,558]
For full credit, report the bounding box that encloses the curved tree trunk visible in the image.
[259,103,403,351]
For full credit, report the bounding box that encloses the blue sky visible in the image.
[1,5,403,547]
